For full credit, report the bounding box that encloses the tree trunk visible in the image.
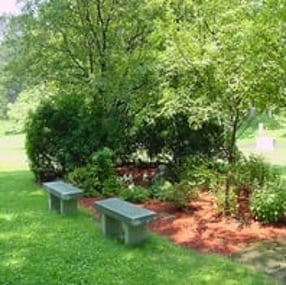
[224,168,231,215]
[224,112,239,215]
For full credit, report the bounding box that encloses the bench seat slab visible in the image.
[95,198,156,225]
[43,181,83,200]
[95,198,156,245]
[43,181,83,215]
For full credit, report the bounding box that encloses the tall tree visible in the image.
[0,14,24,118]
[6,0,162,104]
[2,0,167,147]
[159,0,286,212]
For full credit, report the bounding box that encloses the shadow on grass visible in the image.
[0,229,273,285]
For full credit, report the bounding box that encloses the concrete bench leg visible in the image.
[101,215,123,238]
[48,194,77,215]
[122,223,147,245]
[60,199,77,215]
[49,194,61,213]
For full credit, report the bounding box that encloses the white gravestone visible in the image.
[256,123,275,151]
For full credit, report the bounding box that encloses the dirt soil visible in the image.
[80,191,286,256]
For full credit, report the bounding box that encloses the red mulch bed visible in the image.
[80,165,286,256]
[80,193,286,256]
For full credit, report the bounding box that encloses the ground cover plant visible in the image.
[0,131,274,285]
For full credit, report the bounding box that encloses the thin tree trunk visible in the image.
[224,166,232,215]
[224,112,239,214]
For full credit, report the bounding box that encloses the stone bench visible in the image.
[43,181,83,215]
[94,198,156,245]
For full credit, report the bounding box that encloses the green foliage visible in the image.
[238,114,282,139]
[7,84,56,134]
[67,165,100,197]
[150,179,175,201]
[233,154,280,189]
[67,148,117,197]
[251,180,286,223]
[150,177,199,209]
[172,180,199,209]
[0,15,22,118]
[2,0,160,133]
[120,185,151,203]
[157,0,286,213]
[132,113,224,165]
[180,155,224,190]
[3,0,286,218]
[102,176,125,198]
[150,176,200,209]
[2,0,162,169]
[0,94,8,119]
[213,187,238,217]
[91,148,115,182]
[25,94,103,181]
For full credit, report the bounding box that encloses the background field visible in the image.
[0,120,27,171]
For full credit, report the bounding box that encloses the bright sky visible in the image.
[0,0,20,15]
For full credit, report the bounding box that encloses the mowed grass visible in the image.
[0,134,27,171]
[240,147,286,166]
[0,126,273,285]
[0,120,27,171]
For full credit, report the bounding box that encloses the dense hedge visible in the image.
[131,113,224,165]
[26,93,224,182]
[25,94,104,181]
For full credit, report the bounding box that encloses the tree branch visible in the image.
[59,30,88,77]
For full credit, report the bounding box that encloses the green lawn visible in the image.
[0,127,274,285]
[0,134,27,172]
[0,120,27,172]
